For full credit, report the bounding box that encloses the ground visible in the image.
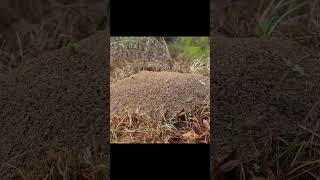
[110,38,210,144]
[111,71,209,119]
[0,1,108,179]
[211,0,320,179]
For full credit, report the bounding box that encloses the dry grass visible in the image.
[212,93,320,180]
[214,0,320,39]
[110,37,171,62]
[110,37,210,81]
[190,56,210,75]
[4,148,107,180]
[110,51,209,83]
[110,59,193,83]
[110,98,210,144]
[212,125,320,180]
[0,1,105,61]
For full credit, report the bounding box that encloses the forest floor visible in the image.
[0,1,108,179]
[211,0,320,179]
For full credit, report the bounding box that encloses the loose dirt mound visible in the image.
[111,71,209,119]
[0,31,109,178]
[110,58,191,83]
[212,36,320,160]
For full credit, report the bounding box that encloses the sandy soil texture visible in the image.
[0,31,109,179]
[111,71,209,120]
[211,35,320,158]
[211,3,320,176]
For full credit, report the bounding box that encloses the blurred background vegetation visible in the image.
[110,36,210,81]
[167,37,209,60]
[111,36,209,62]
[110,36,210,74]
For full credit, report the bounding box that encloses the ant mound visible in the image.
[212,36,320,160]
[110,58,191,83]
[111,71,209,120]
[0,31,109,179]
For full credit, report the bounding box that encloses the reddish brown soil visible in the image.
[211,35,320,161]
[0,31,109,179]
[111,71,209,120]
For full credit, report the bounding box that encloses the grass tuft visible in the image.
[258,0,308,37]
[8,148,107,180]
[213,125,320,180]
[110,99,210,144]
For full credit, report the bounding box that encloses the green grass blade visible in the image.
[267,1,307,35]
